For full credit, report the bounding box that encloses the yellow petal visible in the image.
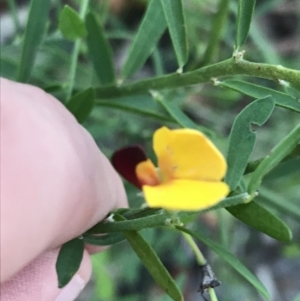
[143,179,229,211]
[153,127,227,182]
[136,159,160,186]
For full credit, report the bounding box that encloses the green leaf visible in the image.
[259,187,300,222]
[245,144,300,175]
[17,0,51,82]
[96,95,174,122]
[65,88,95,123]
[176,226,270,300]
[235,0,256,48]
[43,84,64,93]
[220,80,300,112]
[200,0,230,66]
[85,12,116,85]
[284,85,300,100]
[225,96,275,190]
[152,47,165,76]
[248,123,300,194]
[125,230,183,301]
[85,194,250,235]
[249,21,281,65]
[201,192,250,212]
[121,0,167,78]
[56,238,84,288]
[227,201,292,243]
[85,213,168,234]
[160,0,188,69]
[123,207,162,220]
[83,233,125,246]
[59,5,87,40]
[178,193,251,224]
[156,97,214,137]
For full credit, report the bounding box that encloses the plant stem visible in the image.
[181,232,219,301]
[65,0,89,100]
[96,58,300,99]
[181,232,206,265]
[209,287,219,301]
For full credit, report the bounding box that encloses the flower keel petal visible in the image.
[136,159,160,186]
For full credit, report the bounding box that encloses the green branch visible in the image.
[96,58,300,99]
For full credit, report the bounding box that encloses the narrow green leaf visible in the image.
[18,0,51,82]
[156,97,214,137]
[201,192,250,212]
[125,230,183,301]
[226,201,292,243]
[201,0,230,66]
[176,226,270,300]
[83,233,125,246]
[7,0,20,34]
[284,85,300,100]
[85,194,250,235]
[85,213,168,234]
[160,0,188,69]
[85,12,115,85]
[220,80,300,112]
[121,0,167,78]
[178,193,251,224]
[122,207,162,220]
[235,0,256,48]
[64,0,89,100]
[43,84,64,93]
[245,144,300,175]
[225,96,275,191]
[248,124,300,194]
[249,21,281,65]
[259,187,300,222]
[65,88,95,123]
[56,238,84,288]
[96,95,174,122]
[59,5,87,40]
[152,47,165,76]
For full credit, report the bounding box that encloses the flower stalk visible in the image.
[182,231,206,265]
[209,288,219,301]
[181,232,219,301]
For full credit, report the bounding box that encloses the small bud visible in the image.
[176,67,183,74]
[212,78,220,86]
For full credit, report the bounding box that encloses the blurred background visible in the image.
[1,0,299,300]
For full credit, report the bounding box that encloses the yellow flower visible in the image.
[135,127,229,211]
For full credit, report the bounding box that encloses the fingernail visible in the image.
[55,275,86,301]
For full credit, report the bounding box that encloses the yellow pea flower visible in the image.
[112,127,229,211]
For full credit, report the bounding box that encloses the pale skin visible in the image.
[0,78,128,300]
